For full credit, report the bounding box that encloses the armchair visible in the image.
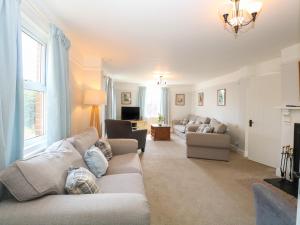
[105,119,147,152]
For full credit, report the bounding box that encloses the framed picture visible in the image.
[217,89,226,106]
[198,92,204,106]
[121,92,131,105]
[175,94,185,106]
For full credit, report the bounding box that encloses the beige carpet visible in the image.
[140,135,275,225]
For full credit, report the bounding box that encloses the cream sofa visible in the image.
[0,128,150,225]
[172,114,210,138]
[186,125,231,161]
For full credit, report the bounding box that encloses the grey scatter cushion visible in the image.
[187,121,195,126]
[194,118,202,125]
[196,124,209,133]
[181,118,189,125]
[210,119,227,133]
[0,141,85,201]
[65,167,100,194]
[214,123,227,134]
[95,139,113,161]
[203,126,214,133]
[84,147,108,178]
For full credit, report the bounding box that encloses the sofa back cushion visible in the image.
[0,141,85,202]
[68,127,99,156]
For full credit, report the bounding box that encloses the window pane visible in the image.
[24,90,44,140]
[22,32,43,82]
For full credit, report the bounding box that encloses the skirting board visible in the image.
[231,144,245,156]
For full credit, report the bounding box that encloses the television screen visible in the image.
[121,107,140,120]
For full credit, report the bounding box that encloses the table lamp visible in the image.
[84,89,106,134]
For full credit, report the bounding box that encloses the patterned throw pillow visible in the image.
[65,167,100,194]
[196,124,208,133]
[95,139,112,161]
[187,120,195,126]
[84,147,108,178]
[203,126,214,133]
[181,118,189,125]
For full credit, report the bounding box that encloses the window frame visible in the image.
[22,28,48,157]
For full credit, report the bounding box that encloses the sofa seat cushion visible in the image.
[106,153,142,175]
[173,124,186,133]
[97,173,145,195]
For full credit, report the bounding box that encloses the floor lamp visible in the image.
[84,89,106,136]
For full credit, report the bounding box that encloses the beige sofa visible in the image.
[0,128,150,225]
[186,125,231,161]
[172,114,210,138]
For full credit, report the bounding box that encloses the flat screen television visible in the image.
[121,107,140,120]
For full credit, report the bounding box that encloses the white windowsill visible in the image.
[24,136,47,159]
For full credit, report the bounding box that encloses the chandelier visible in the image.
[219,0,263,35]
[156,76,167,86]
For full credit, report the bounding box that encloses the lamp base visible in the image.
[90,105,100,136]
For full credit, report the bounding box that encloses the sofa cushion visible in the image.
[203,126,214,133]
[187,121,195,126]
[97,173,145,195]
[0,141,85,201]
[210,119,227,134]
[196,124,209,133]
[65,167,100,194]
[84,147,108,178]
[181,118,189,125]
[95,139,113,160]
[173,124,186,133]
[106,153,142,175]
[69,127,99,156]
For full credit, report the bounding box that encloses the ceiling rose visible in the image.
[219,0,263,35]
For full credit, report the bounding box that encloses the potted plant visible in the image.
[158,114,164,126]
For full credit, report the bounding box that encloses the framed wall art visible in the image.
[121,92,131,105]
[198,92,204,106]
[217,89,226,106]
[175,94,185,106]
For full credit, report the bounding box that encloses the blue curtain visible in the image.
[0,0,23,170]
[160,87,169,124]
[104,76,115,120]
[138,86,146,119]
[46,24,71,145]
[102,75,116,136]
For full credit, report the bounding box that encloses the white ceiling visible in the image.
[39,0,300,84]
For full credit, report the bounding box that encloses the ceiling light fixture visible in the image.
[157,76,167,87]
[219,0,262,35]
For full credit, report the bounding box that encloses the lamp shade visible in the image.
[84,89,106,105]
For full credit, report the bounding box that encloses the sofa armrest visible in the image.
[108,139,138,155]
[0,193,150,225]
[186,125,200,132]
[186,132,230,149]
[252,183,296,225]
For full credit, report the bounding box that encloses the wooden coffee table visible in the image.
[151,124,171,141]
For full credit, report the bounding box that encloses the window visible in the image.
[145,86,162,118]
[22,31,47,156]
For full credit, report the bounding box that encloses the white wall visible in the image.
[114,82,139,120]
[114,82,193,122]
[191,71,248,150]
[21,0,103,136]
[169,85,193,120]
